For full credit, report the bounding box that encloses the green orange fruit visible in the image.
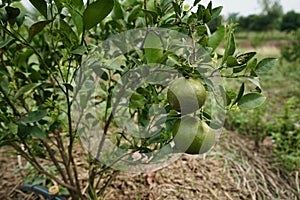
[167,77,206,114]
[172,115,216,154]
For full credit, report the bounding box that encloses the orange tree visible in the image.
[0,0,276,199]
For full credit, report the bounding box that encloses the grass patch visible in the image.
[226,51,300,171]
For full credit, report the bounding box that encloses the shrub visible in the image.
[0,0,275,198]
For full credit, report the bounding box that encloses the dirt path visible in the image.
[1,132,299,199]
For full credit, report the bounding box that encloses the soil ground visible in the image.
[1,131,299,200]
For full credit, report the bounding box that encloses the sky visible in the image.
[186,0,300,17]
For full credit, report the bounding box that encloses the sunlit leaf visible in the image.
[247,58,257,69]
[208,24,225,50]
[238,93,266,109]
[130,92,147,109]
[255,58,277,74]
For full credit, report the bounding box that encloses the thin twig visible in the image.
[9,141,77,192]
[42,140,69,184]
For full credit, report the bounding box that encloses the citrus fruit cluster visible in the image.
[167,77,216,154]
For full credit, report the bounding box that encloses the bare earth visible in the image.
[1,131,299,200]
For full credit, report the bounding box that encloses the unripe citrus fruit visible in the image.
[167,77,206,114]
[172,115,216,154]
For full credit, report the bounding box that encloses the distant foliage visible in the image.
[281,29,300,62]
[269,97,300,171]
[281,11,300,32]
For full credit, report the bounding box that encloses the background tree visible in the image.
[257,0,283,30]
[281,11,300,31]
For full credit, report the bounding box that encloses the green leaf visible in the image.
[211,6,223,19]
[15,49,34,67]
[247,76,261,88]
[172,2,181,15]
[54,0,63,13]
[17,124,45,140]
[233,83,244,105]
[208,24,225,50]
[17,124,29,140]
[23,110,47,124]
[29,20,51,40]
[30,126,45,139]
[193,0,201,7]
[207,1,212,10]
[226,56,238,67]
[227,32,235,56]
[238,93,266,109]
[0,38,14,49]
[222,30,236,65]
[32,177,46,185]
[63,83,74,92]
[68,8,83,36]
[29,0,48,18]
[142,9,158,25]
[83,0,114,30]
[5,6,20,19]
[71,45,87,55]
[130,92,147,109]
[127,5,141,23]
[203,8,211,23]
[255,58,277,74]
[144,31,163,63]
[15,83,42,99]
[112,0,124,19]
[72,0,84,10]
[247,58,257,69]
[60,19,78,45]
[233,64,247,73]
[196,5,204,20]
[237,52,256,65]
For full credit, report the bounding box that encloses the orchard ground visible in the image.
[1,132,299,199]
[1,31,299,199]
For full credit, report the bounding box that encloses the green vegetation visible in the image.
[226,33,300,171]
[0,0,295,198]
[281,28,300,62]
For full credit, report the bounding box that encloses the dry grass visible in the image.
[1,131,299,199]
